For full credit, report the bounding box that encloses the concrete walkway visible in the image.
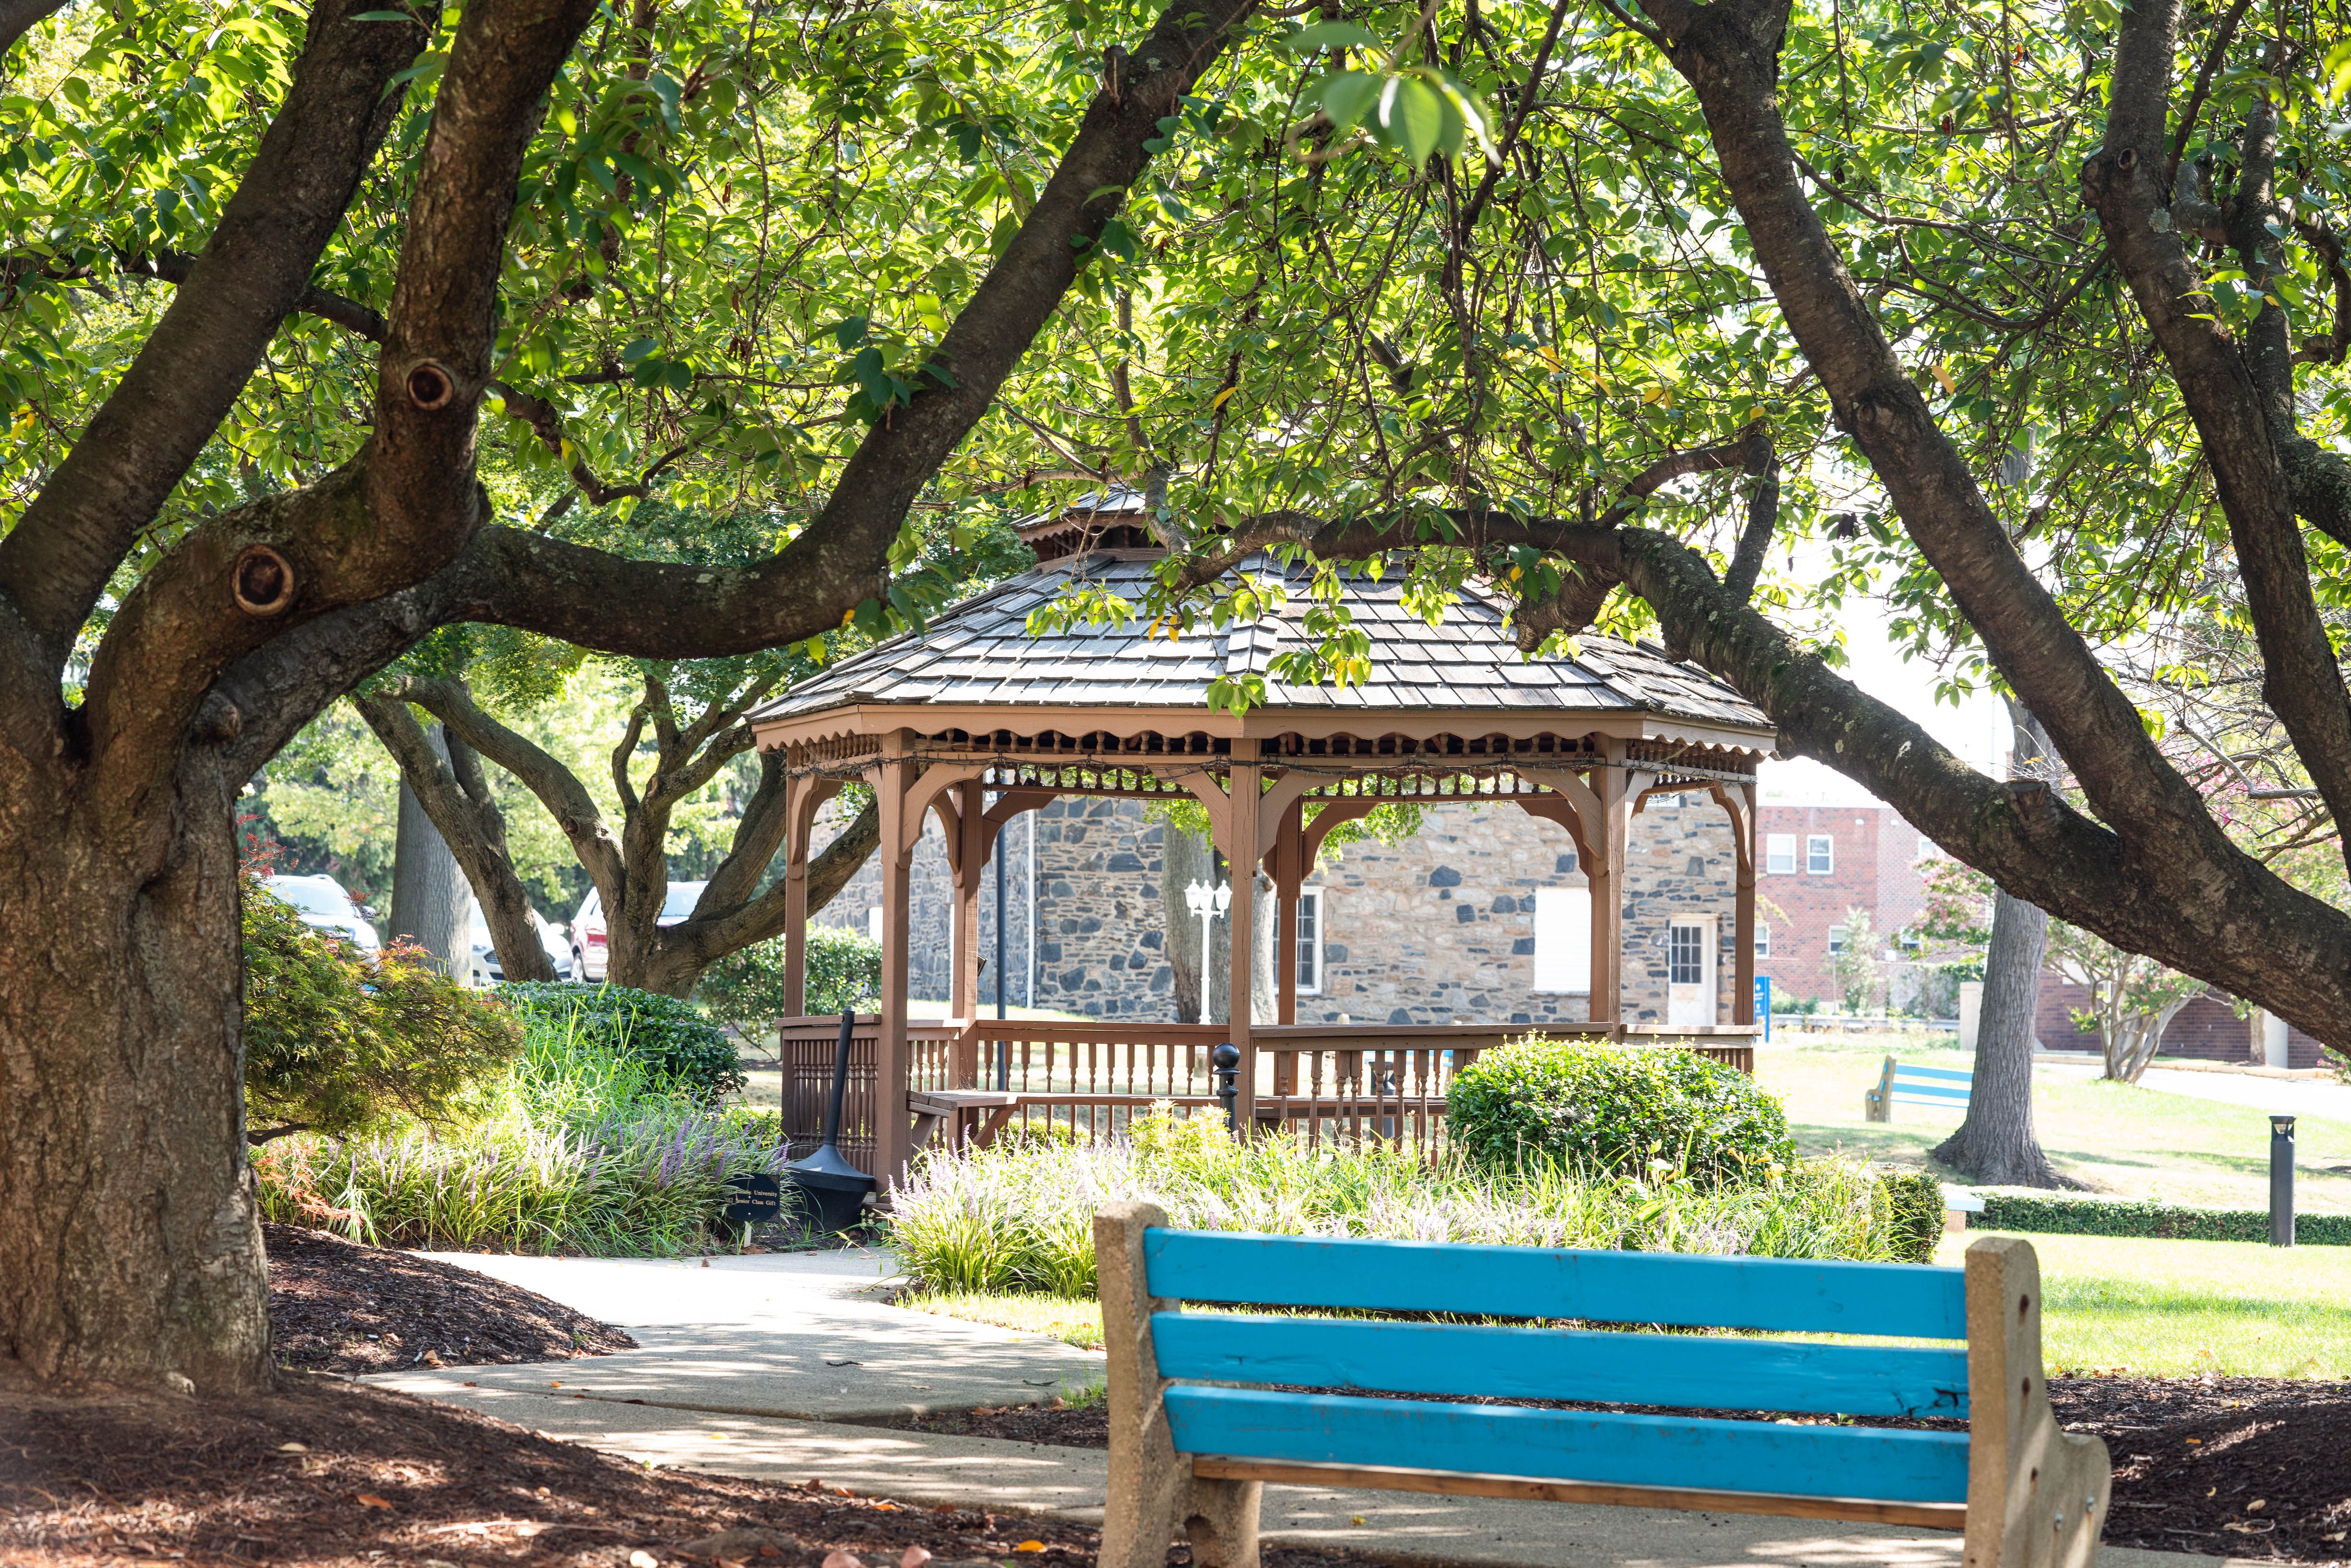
[370,1250,2221,1568]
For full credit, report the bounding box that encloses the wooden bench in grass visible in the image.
[1094,1202,2108,1568]
[1867,1056,1975,1122]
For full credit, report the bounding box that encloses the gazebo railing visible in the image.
[775,1015,1758,1169]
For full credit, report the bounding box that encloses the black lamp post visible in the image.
[2270,1114,2297,1248]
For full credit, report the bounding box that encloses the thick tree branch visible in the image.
[1628,0,2227,881]
[0,0,67,58]
[383,674,626,900]
[422,0,1260,660]
[81,0,603,804]
[1176,508,2351,1044]
[2080,0,2351,876]
[352,689,556,983]
[667,796,882,965]
[0,0,434,677]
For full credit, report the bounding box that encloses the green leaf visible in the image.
[1282,20,1383,51]
[1379,76,1445,171]
[1320,71,1381,135]
[619,337,660,362]
[832,315,869,350]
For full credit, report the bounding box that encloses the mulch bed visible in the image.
[0,1376,1373,1568]
[897,1374,2351,1561]
[265,1224,638,1376]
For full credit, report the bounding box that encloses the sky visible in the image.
[1756,583,2011,809]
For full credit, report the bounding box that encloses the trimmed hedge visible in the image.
[1447,1035,1794,1187]
[1876,1170,1946,1264]
[1977,1191,2351,1245]
[500,982,745,1101]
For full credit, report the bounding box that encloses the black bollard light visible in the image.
[785,1010,878,1233]
[1212,1042,1241,1132]
[2270,1114,2297,1248]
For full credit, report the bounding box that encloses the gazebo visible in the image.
[747,510,1777,1180]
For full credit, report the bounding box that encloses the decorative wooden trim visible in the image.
[1187,1459,1967,1532]
[752,701,1773,760]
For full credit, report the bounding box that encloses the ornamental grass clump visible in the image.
[885,1103,1898,1300]
[1446,1035,1795,1186]
[252,989,783,1254]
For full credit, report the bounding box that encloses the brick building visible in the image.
[1753,797,1937,1009]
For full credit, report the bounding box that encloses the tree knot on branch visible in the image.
[404,360,458,411]
[191,690,244,744]
[232,545,297,617]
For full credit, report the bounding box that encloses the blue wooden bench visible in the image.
[1094,1203,2108,1568]
[1866,1056,1974,1122]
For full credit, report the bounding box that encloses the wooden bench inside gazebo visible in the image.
[747,522,1776,1181]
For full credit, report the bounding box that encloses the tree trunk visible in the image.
[1161,822,1210,1023]
[0,781,272,1393]
[355,691,555,985]
[1249,868,1276,1027]
[386,724,468,974]
[1934,888,2066,1185]
[1933,700,2067,1187]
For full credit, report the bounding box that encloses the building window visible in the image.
[1755,924,1772,958]
[867,906,883,943]
[1532,887,1591,993]
[1807,834,1834,874]
[1669,924,1705,986]
[1297,888,1324,994]
[1766,833,1797,874]
[1916,834,1937,861]
[1828,925,1849,955]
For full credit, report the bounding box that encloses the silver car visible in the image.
[463,900,574,987]
[261,874,381,952]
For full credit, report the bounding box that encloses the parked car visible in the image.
[569,881,709,981]
[261,874,381,952]
[462,900,574,987]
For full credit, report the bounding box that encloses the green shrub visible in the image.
[887,1110,1906,1300]
[1977,1192,2351,1245]
[500,982,744,1100]
[1876,1170,1947,1263]
[1446,1036,1794,1186]
[243,878,521,1142]
[698,926,880,1035]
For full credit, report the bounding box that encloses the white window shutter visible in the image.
[1533,888,1591,993]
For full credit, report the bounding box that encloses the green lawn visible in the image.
[1759,1028,2351,1211]
[1940,1229,2351,1377]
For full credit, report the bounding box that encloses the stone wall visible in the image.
[822,790,1745,1026]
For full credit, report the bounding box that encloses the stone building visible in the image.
[814,787,1742,1028]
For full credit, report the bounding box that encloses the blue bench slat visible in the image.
[1141,1230,1969,1339]
[1150,1313,1969,1419]
[1890,1083,1973,1101]
[1162,1387,1972,1504]
[1892,1064,1974,1083]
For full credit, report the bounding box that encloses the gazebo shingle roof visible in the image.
[751,552,1769,732]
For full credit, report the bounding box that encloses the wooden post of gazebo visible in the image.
[871,730,919,1183]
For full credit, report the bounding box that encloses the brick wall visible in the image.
[1756,805,1933,1009]
[2034,975,2323,1068]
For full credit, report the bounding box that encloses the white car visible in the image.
[569,881,708,981]
[462,900,574,987]
[262,874,381,951]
